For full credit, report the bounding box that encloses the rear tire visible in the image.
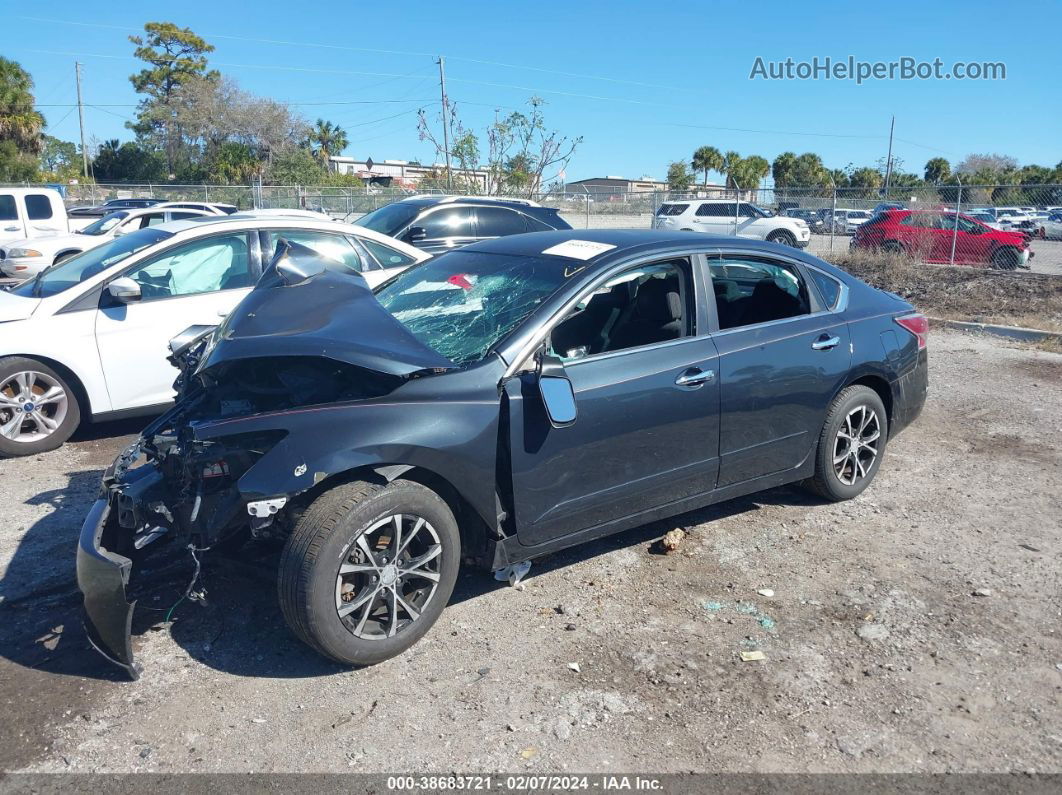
[0,356,81,457]
[804,385,888,502]
[278,478,460,666]
[767,230,797,247]
[882,240,904,255]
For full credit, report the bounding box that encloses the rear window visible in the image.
[655,203,688,217]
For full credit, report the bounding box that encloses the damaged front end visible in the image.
[77,242,454,678]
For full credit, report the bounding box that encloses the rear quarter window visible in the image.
[808,269,842,310]
[655,203,689,217]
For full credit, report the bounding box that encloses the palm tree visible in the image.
[734,155,770,191]
[721,151,743,190]
[0,57,45,154]
[307,119,349,168]
[771,152,798,188]
[924,157,951,185]
[691,145,723,187]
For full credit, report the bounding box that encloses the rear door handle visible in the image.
[812,335,841,351]
[3,225,20,232]
[675,368,715,387]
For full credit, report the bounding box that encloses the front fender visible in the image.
[192,397,501,530]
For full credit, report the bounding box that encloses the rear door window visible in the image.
[476,207,529,237]
[25,194,54,220]
[709,257,811,330]
[264,229,366,272]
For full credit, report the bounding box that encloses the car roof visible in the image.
[144,213,426,252]
[398,196,553,211]
[455,228,815,264]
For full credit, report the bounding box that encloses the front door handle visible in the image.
[3,225,20,232]
[675,368,715,387]
[812,335,841,351]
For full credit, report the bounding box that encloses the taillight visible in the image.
[895,313,928,350]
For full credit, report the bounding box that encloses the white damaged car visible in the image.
[0,214,427,455]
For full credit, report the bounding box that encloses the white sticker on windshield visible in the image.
[540,240,617,260]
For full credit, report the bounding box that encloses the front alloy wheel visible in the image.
[335,513,443,640]
[279,478,460,666]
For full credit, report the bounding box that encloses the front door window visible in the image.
[126,233,253,299]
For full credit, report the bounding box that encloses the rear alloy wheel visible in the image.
[278,478,460,666]
[0,357,81,457]
[805,385,887,502]
[882,240,904,255]
[767,230,797,247]
[991,247,1020,270]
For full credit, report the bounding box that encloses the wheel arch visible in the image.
[300,462,497,567]
[52,248,84,264]
[0,352,93,420]
[842,373,895,433]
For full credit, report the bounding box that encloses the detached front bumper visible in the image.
[76,498,141,680]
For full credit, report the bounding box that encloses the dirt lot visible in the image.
[0,331,1060,775]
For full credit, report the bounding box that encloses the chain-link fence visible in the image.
[6,180,1060,274]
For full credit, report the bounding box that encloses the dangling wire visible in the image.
[164,543,212,623]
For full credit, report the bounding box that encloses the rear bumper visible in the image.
[891,349,929,437]
[76,498,140,680]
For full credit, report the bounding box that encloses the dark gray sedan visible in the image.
[78,229,928,677]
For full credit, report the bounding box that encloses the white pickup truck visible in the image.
[0,188,71,249]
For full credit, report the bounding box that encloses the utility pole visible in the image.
[75,62,89,180]
[436,56,452,192]
[882,115,895,198]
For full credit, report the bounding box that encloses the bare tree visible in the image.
[419,97,580,197]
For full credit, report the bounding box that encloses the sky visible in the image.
[3,0,1059,184]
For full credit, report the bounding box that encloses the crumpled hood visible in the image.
[201,265,454,377]
[0,289,40,322]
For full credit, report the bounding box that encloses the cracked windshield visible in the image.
[374,251,574,364]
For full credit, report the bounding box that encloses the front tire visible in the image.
[991,246,1020,270]
[0,357,81,457]
[804,385,887,502]
[278,478,460,666]
[767,230,797,247]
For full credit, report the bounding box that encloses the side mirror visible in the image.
[405,226,427,243]
[106,277,141,304]
[538,354,577,428]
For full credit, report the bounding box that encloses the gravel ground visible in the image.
[0,330,1060,774]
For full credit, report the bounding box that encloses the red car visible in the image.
[852,209,1032,269]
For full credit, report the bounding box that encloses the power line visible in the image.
[15,15,692,93]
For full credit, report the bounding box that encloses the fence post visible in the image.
[585,194,590,229]
[829,186,837,254]
[204,184,209,202]
[949,176,962,266]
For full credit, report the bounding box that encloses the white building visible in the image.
[328,157,490,191]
